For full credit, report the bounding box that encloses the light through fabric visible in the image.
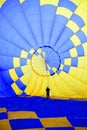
[0,0,87,98]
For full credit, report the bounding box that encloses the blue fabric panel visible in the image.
[0,72,15,97]
[15,67,24,78]
[0,38,21,57]
[27,54,32,59]
[57,69,61,74]
[20,58,27,66]
[46,54,60,69]
[0,80,13,97]
[61,59,64,64]
[58,0,77,12]
[0,56,13,70]
[0,96,87,127]
[0,70,13,85]
[70,14,85,28]
[56,100,87,117]
[16,79,26,91]
[10,119,43,129]
[50,15,68,47]
[60,51,71,59]
[50,70,54,75]
[1,97,64,117]
[46,64,49,71]
[76,31,87,43]
[0,84,15,97]
[68,117,87,127]
[59,40,74,54]
[55,28,73,51]
[76,45,84,56]
[35,100,64,118]
[1,0,36,49]
[0,13,30,51]
[71,58,78,67]
[34,51,39,56]
[21,92,27,96]
[0,112,8,120]
[41,5,57,44]
[63,65,70,73]
[21,0,42,47]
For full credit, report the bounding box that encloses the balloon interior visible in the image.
[0,0,87,130]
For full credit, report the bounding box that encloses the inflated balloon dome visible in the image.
[0,0,87,98]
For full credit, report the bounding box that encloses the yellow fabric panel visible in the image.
[75,8,87,24]
[47,64,51,70]
[54,74,73,98]
[79,0,87,12]
[31,55,45,74]
[24,72,39,95]
[75,127,87,130]
[19,0,25,4]
[70,48,78,57]
[25,73,46,97]
[8,111,38,119]
[42,52,46,58]
[70,0,82,6]
[25,75,49,97]
[60,64,64,70]
[0,108,6,113]
[64,58,71,66]
[13,57,20,68]
[78,57,85,68]
[56,7,72,19]
[11,82,23,95]
[40,117,72,127]
[20,61,31,83]
[48,76,61,97]
[82,43,87,55]
[52,67,57,72]
[78,56,87,69]
[69,67,87,84]
[38,77,49,97]
[20,50,28,58]
[9,69,19,81]
[49,75,72,98]
[37,48,42,53]
[70,35,81,46]
[81,26,87,36]
[27,59,30,65]
[20,71,32,85]
[66,20,79,33]
[0,120,11,130]
[29,48,35,54]
[40,0,58,6]
[60,71,87,98]
[31,75,43,96]
[0,0,6,7]
[61,71,87,90]
[31,55,50,76]
[21,65,31,74]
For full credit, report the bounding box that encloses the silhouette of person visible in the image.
[46,87,50,98]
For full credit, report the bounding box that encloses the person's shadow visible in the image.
[46,87,50,98]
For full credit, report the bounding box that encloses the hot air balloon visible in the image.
[0,0,87,130]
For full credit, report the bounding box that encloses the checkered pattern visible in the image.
[0,107,87,130]
[31,47,59,76]
[0,0,87,98]
[8,49,35,95]
[55,0,87,74]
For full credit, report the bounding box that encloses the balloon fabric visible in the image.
[0,0,87,130]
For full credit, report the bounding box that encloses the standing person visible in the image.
[46,87,50,98]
